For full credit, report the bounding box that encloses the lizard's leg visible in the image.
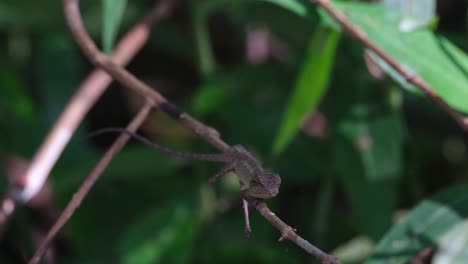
[208,163,234,184]
[243,199,251,236]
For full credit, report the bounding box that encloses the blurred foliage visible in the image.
[102,0,127,53]
[1,0,468,263]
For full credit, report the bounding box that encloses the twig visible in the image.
[311,0,468,130]
[11,0,177,204]
[28,103,153,264]
[252,200,341,264]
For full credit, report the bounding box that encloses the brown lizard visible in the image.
[89,128,281,233]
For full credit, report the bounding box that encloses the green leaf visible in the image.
[333,136,398,238]
[120,202,198,264]
[0,56,36,122]
[192,82,227,117]
[36,33,81,124]
[191,9,215,78]
[332,103,403,238]
[102,0,127,53]
[332,236,375,264]
[433,220,468,264]
[273,26,340,155]
[335,108,403,181]
[260,0,308,16]
[275,0,468,113]
[366,184,468,264]
[320,2,468,113]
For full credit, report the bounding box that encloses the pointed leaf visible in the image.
[270,0,468,114]
[320,2,468,113]
[366,184,468,264]
[273,26,340,155]
[260,0,308,16]
[102,0,127,53]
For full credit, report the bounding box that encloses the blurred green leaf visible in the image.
[433,219,468,264]
[319,2,468,113]
[260,0,307,16]
[192,82,227,117]
[36,33,81,124]
[333,138,398,239]
[387,0,436,32]
[332,103,403,238]
[336,108,403,181]
[276,0,468,113]
[333,236,375,264]
[273,26,340,155]
[120,202,198,264]
[0,56,35,122]
[366,184,468,264]
[0,0,62,29]
[102,0,127,53]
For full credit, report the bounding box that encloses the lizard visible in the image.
[88,127,281,206]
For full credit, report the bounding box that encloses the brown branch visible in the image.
[11,0,178,204]
[312,0,468,130]
[28,103,153,264]
[28,0,342,263]
[63,0,227,151]
[252,200,341,264]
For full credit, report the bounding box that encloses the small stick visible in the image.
[28,103,153,264]
[252,200,342,264]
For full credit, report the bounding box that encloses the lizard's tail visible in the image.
[87,127,228,162]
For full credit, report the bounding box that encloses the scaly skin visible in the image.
[89,128,281,200]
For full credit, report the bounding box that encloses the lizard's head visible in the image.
[268,173,281,192]
[261,172,281,198]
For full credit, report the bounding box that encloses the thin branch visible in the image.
[251,200,341,264]
[62,0,228,151]
[28,103,153,264]
[312,0,468,130]
[11,0,177,204]
[41,1,340,263]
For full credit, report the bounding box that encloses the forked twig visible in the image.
[64,0,227,150]
[311,0,468,130]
